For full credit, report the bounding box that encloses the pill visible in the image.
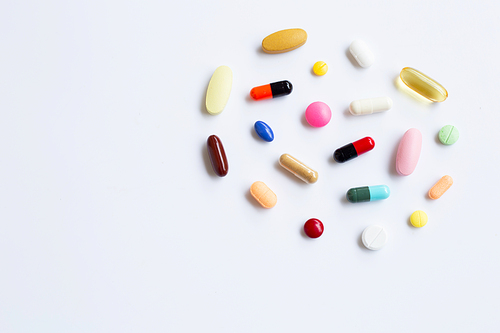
[305,101,332,127]
[254,121,274,142]
[303,218,324,238]
[361,225,387,250]
[333,137,375,163]
[279,153,318,184]
[313,61,328,76]
[439,125,459,145]
[262,28,307,54]
[346,185,390,203]
[428,175,453,199]
[349,40,375,68]
[396,128,422,176]
[250,181,277,208]
[410,210,428,228]
[400,67,448,102]
[205,66,233,115]
[250,80,293,101]
[206,135,228,177]
[349,97,393,116]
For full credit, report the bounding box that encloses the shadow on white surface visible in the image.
[199,76,211,118]
[300,113,310,128]
[357,233,371,251]
[345,47,362,69]
[388,138,400,177]
[339,192,350,206]
[299,225,314,240]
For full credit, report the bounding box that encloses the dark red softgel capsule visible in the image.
[304,218,324,238]
[207,135,229,177]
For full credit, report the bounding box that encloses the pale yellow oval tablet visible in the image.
[205,66,233,115]
[250,181,277,208]
[262,28,307,54]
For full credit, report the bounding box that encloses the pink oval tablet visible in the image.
[305,101,331,127]
[396,128,422,176]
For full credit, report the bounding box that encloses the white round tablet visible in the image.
[361,225,387,251]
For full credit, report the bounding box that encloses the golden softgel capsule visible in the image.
[279,154,318,184]
[400,67,448,102]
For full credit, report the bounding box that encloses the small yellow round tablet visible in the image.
[410,210,428,228]
[313,61,328,76]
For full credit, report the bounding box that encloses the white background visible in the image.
[0,0,499,332]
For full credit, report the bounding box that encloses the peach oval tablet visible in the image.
[262,28,307,54]
[428,175,453,200]
[396,128,422,176]
[250,181,277,208]
[206,65,233,115]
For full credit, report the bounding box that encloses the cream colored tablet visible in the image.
[205,66,233,115]
[262,29,307,54]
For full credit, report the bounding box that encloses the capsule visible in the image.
[250,81,293,101]
[279,153,318,184]
[349,97,393,116]
[428,175,453,199]
[333,137,375,163]
[207,135,228,177]
[346,185,390,203]
[400,67,448,102]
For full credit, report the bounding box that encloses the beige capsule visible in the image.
[279,154,318,184]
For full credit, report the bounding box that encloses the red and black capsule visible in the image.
[333,137,375,163]
[250,80,293,101]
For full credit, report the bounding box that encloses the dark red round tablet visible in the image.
[303,218,324,238]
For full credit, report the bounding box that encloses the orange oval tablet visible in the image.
[250,181,277,208]
[428,175,453,199]
[262,28,307,54]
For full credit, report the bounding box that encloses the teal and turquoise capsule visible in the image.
[346,185,390,203]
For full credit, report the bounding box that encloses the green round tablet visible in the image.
[439,125,459,145]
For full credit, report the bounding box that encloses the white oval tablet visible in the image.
[205,65,233,115]
[349,97,393,116]
[361,225,387,251]
[349,40,375,68]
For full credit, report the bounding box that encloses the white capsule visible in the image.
[361,225,387,251]
[349,97,393,116]
[349,40,375,68]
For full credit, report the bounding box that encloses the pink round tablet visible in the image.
[305,101,331,127]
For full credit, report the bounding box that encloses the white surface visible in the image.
[0,0,499,332]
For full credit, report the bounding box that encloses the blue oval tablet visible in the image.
[254,121,274,142]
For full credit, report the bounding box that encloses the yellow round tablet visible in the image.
[410,210,428,228]
[313,61,328,76]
